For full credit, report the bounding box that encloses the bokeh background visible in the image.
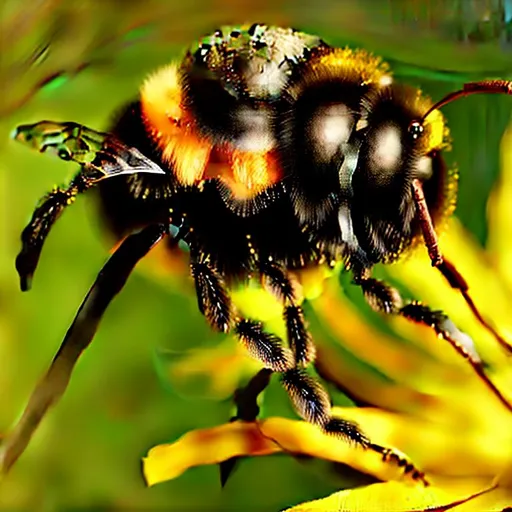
[1,0,512,510]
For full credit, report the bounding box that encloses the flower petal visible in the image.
[143,416,429,487]
[259,417,424,484]
[487,119,512,295]
[142,421,279,486]
[284,479,510,512]
[154,340,261,400]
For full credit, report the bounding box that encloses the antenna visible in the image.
[422,79,511,121]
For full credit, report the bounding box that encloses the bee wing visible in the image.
[13,120,166,178]
[90,138,166,178]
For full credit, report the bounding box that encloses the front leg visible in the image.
[13,120,167,290]
[16,171,98,291]
[355,273,512,412]
[411,178,511,354]
[355,274,479,361]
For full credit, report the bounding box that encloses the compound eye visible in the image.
[409,121,424,140]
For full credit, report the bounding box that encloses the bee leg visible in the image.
[256,264,427,483]
[189,254,294,371]
[189,258,426,484]
[355,275,481,361]
[16,167,102,291]
[412,178,511,354]
[259,264,366,446]
[280,367,428,485]
[1,224,166,475]
[400,302,482,362]
[356,276,512,412]
[260,261,316,364]
[234,318,295,371]
[189,255,291,486]
[190,256,233,334]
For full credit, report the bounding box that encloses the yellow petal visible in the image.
[296,265,334,301]
[487,118,512,293]
[231,285,283,323]
[157,339,261,399]
[259,418,424,485]
[315,343,440,416]
[143,416,427,487]
[314,282,443,382]
[284,479,510,512]
[142,421,279,486]
[312,280,511,431]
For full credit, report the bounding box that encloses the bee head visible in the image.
[349,83,452,263]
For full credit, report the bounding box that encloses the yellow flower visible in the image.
[143,123,512,511]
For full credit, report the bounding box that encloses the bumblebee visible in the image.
[7,23,511,479]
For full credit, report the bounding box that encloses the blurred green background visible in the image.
[1,0,511,510]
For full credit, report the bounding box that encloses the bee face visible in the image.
[268,47,452,264]
[348,84,452,262]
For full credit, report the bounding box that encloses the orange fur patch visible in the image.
[228,150,281,199]
[203,150,281,199]
[141,64,283,197]
[140,64,212,185]
[162,132,212,186]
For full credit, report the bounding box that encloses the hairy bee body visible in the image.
[101,101,316,280]
[98,25,323,278]
[13,23,505,483]
[99,23,453,280]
